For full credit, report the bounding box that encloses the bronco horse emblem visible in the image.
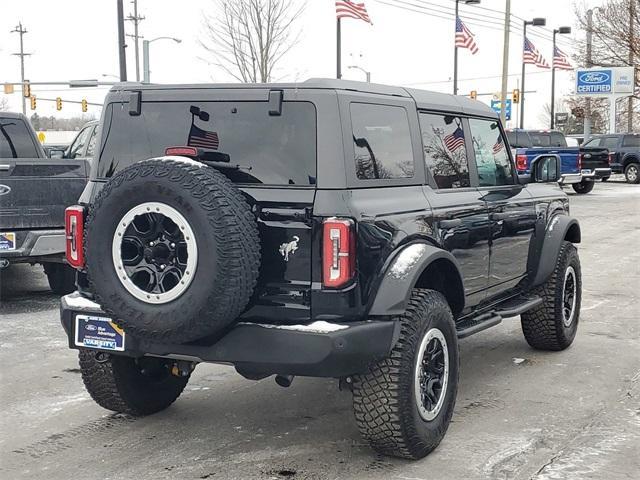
[279,236,299,262]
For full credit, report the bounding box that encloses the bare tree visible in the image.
[573,0,639,132]
[0,97,10,112]
[200,0,304,83]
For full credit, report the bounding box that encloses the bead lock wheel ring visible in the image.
[414,327,449,422]
[112,202,198,304]
[562,266,577,327]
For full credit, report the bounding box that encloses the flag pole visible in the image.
[337,18,342,79]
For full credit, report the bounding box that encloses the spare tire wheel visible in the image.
[85,158,260,343]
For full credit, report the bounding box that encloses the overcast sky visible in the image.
[0,0,603,128]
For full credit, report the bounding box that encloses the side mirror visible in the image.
[530,154,561,183]
[48,148,65,159]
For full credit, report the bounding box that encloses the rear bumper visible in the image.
[559,173,582,185]
[60,293,399,377]
[0,229,65,262]
[581,168,611,180]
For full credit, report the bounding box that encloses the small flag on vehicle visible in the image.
[455,17,479,55]
[553,46,573,70]
[444,127,466,152]
[336,1,372,24]
[188,124,219,150]
[492,136,504,155]
[523,37,549,69]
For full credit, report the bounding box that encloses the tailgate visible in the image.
[0,158,88,230]
[580,147,609,171]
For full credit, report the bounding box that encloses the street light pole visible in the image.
[550,26,571,129]
[117,0,127,81]
[453,0,481,96]
[348,65,371,82]
[10,22,29,115]
[499,0,511,125]
[142,37,181,83]
[520,17,546,129]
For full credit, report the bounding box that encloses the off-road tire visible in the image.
[78,349,189,416]
[572,180,595,194]
[521,241,581,351]
[85,159,261,343]
[352,289,459,460]
[43,262,76,295]
[625,163,640,184]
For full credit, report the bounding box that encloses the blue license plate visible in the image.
[75,315,125,351]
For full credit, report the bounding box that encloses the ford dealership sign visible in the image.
[576,67,635,95]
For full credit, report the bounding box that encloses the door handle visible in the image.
[439,218,463,229]
[0,164,10,171]
[490,212,510,221]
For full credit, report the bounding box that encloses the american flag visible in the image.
[492,136,504,155]
[444,127,466,152]
[553,46,573,70]
[336,1,372,24]
[523,37,549,69]
[455,17,479,55]
[188,123,219,150]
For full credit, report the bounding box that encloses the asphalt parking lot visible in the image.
[1,178,638,480]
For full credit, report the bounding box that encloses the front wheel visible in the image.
[572,180,595,194]
[625,163,640,184]
[79,349,189,416]
[352,289,459,459]
[521,241,581,351]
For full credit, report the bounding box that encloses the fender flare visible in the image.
[368,243,464,317]
[622,153,639,168]
[531,215,581,287]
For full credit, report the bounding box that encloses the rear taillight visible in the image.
[65,205,85,269]
[608,152,615,165]
[322,218,356,288]
[516,154,528,172]
[578,153,583,170]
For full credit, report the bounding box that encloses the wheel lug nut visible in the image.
[161,264,166,270]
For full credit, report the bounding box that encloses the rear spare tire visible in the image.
[85,158,260,343]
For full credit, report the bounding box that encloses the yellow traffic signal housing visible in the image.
[81,99,88,113]
[512,89,520,103]
[56,97,62,111]
[4,83,14,94]
[470,90,477,100]
[22,81,30,98]
[30,95,36,110]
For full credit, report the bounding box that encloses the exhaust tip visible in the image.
[275,374,294,388]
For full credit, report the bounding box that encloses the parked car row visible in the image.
[582,133,640,184]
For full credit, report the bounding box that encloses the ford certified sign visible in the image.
[576,69,612,94]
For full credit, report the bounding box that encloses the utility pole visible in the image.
[10,22,30,115]
[628,0,635,133]
[117,0,128,81]
[584,9,593,140]
[499,0,511,125]
[126,0,145,82]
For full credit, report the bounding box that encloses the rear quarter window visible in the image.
[97,100,317,185]
[622,135,639,148]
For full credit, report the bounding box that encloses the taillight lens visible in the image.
[322,218,356,288]
[516,154,528,172]
[165,146,199,157]
[65,205,85,269]
[608,152,615,164]
[578,153,583,170]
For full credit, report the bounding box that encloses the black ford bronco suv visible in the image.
[60,79,582,460]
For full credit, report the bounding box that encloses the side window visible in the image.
[622,135,640,147]
[583,138,601,147]
[0,117,39,158]
[550,132,566,147]
[419,113,470,188]
[603,137,619,149]
[468,118,515,187]
[67,126,92,159]
[85,127,98,158]
[350,103,414,180]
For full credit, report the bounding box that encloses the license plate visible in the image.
[75,315,125,351]
[581,169,592,175]
[0,232,16,251]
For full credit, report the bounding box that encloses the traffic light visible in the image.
[4,83,14,94]
[81,99,88,113]
[512,89,520,103]
[22,81,30,98]
[56,97,62,111]
[470,90,477,100]
[30,95,36,110]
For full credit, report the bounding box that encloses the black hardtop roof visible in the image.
[0,112,29,120]
[109,78,496,118]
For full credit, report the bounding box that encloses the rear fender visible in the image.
[531,215,581,287]
[369,243,464,317]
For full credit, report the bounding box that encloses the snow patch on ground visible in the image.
[64,293,101,311]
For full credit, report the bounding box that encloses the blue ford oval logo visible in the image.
[85,324,98,331]
[579,72,610,85]
[0,185,11,196]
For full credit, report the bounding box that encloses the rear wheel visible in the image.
[43,262,76,294]
[572,180,595,194]
[79,349,189,416]
[352,289,459,459]
[625,163,640,184]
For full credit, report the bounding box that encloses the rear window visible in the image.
[0,117,39,158]
[506,131,532,148]
[529,132,550,147]
[623,135,640,147]
[97,101,316,185]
